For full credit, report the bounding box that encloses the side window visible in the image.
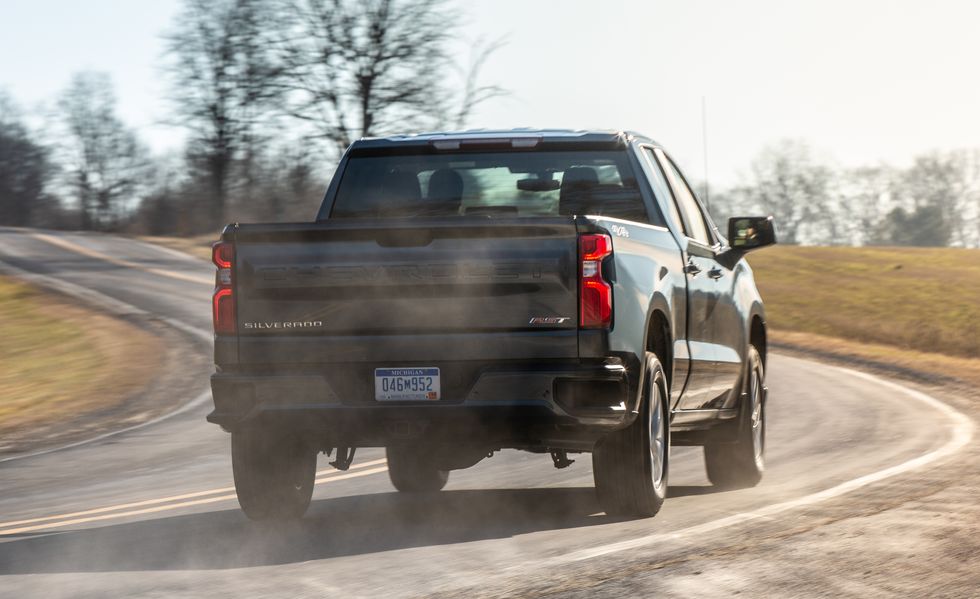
[640,147,683,231]
[655,149,712,246]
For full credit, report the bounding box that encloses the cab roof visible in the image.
[349,128,660,153]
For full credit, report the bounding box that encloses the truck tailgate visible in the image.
[231,219,580,363]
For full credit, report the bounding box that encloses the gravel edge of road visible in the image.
[771,340,956,385]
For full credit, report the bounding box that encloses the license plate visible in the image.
[374,368,440,401]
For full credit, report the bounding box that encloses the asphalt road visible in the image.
[0,227,971,598]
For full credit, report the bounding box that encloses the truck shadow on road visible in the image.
[0,485,692,574]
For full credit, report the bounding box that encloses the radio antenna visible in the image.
[701,95,710,212]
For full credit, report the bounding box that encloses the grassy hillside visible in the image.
[748,246,980,359]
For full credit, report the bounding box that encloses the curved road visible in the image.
[0,227,971,597]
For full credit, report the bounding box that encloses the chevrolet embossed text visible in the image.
[255,262,545,284]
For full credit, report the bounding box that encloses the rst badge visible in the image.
[529,317,571,325]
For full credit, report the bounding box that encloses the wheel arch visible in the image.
[748,308,767,370]
[643,293,674,396]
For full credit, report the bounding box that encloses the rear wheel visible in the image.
[593,352,669,517]
[386,447,449,492]
[704,346,766,489]
[231,428,316,520]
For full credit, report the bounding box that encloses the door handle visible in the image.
[707,268,723,280]
[683,262,702,276]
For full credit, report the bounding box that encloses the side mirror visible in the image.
[717,216,776,268]
[728,216,776,251]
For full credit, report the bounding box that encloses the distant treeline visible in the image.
[0,0,502,236]
[708,139,980,248]
[1,1,977,247]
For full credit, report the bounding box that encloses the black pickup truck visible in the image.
[208,129,776,520]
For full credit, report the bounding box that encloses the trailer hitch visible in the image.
[550,449,575,469]
[329,446,357,471]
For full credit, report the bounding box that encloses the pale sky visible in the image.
[2,0,979,186]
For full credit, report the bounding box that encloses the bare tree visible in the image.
[893,152,967,246]
[273,0,503,155]
[451,37,507,130]
[0,91,53,227]
[55,73,150,230]
[737,139,837,245]
[259,145,322,221]
[957,149,980,247]
[838,165,895,245]
[872,205,950,247]
[164,0,281,229]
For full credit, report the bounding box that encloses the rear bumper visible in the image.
[208,357,640,450]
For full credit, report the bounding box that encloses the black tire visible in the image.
[231,428,316,520]
[386,447,449,493]
[593,352,669,518]
[704,345,766,489]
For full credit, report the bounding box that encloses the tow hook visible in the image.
[329,446,357,471]
[550,449,575,469]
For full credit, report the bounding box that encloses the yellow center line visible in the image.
[0,465,389,536]
[0,458,388,531]
[32,232,213,286]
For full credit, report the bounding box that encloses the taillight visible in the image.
[579,233,613,329]
[212,241,236,334]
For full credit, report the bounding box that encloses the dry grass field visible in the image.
[748,245,980,359]
[748,245,980,385]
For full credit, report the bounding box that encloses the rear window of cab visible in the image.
[328,150,656,224]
